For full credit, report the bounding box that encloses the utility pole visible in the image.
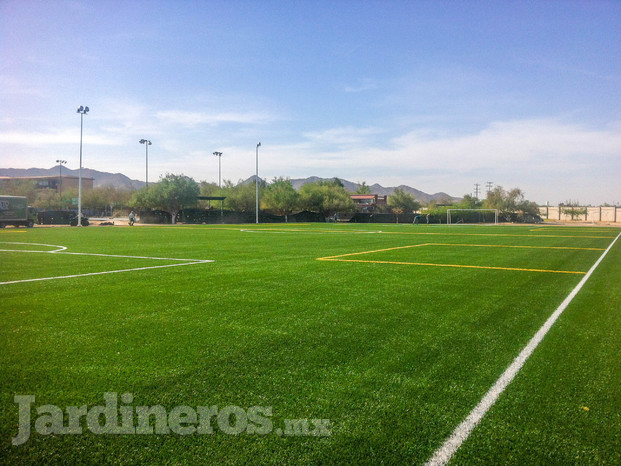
[486,181,493,194]
[139,139,152,190]
[213,151,223,188]
[255,142,261,224]
[474,183,480,200]
[76,105,89,227]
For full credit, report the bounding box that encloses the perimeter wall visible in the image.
[539,206,620,223]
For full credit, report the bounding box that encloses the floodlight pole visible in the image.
[76,105,89,227]
[56,159,66,209]
[256,142,261,224]
[213,151,222,188]
[140,139,152,190]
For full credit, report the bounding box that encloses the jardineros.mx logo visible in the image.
[12,392,331,446]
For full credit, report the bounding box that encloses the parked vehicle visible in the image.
[37,210,89,226]
[0,195,37,228]
[70,215,89,227]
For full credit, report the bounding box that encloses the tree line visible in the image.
[1,175,541,223]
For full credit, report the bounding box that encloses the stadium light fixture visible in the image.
[139,139,152,190]
[76,106,89,227]
[56,159,67,209]
[213,151,223,188]
[256,142,261,224]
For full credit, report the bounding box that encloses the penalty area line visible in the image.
[426,231,621,466]
[0,260,213,285]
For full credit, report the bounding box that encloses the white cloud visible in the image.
[387,119,621,170]
[155,110,274,127]
[344,78,378,93]
[1,113,619,204]
[0,75,45,97]
[248,118,621,204]
[0,130,122,146]
[302,126,384,150]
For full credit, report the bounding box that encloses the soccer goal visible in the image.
[447,209,498,225]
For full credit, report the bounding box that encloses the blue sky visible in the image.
[1,0,620,204]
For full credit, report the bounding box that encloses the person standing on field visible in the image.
[129,211,135,226]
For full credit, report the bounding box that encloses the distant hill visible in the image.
[245,175,459,203]
[0,166,145,190]
[2,167,459,203]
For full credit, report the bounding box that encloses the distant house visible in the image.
[0,175,94,192]
[350,194,388,212]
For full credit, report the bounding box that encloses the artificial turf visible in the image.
[0,223,619,464]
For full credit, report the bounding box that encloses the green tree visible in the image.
[299,181,355,218]
[263,177,299,220]
[82,185,132,215]
[199,181,221,197]
[457,194,483,209]
[388,188,420,222]
[484,186,539,220]
[0,179,38,203]
[221,180,261,213]
[131,173,199,223]
[355,181,372,194]
[33,189,59,210]
[198,181,223,210]
[57,187,77,211]
[561,200,587,220]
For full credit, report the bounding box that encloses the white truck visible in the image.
[0,195,37,228]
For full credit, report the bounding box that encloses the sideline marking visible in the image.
[240,226,616,239]
[0,242,213,285]
[425,231,621,465]
[240,228,383,234]
[530,227,617,233]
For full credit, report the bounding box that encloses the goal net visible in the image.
[447,209,498,225]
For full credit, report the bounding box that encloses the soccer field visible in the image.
[1,223,620,464]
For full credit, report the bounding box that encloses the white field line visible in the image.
[239,228,383,234]
[0,242,213,285]
[426,231,621,466]
[0,242,67,252]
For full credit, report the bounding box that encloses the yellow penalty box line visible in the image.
[317,258,586,275]
[317,242,597,275]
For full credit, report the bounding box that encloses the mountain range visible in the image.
[1,167,459,203]
[288,176,458,204]
[0,166,145,190]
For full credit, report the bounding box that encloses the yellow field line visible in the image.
[317,242,596,274]
[319,242,605,261]
[319,243,430,260]
[425,243,605,251]
[317,258,586,275]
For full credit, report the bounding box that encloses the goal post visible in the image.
[447,209,499,225]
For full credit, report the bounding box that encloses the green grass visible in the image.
[1,223,619,464]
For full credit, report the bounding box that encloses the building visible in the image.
[0,175,94,193]
[350,194,388,212]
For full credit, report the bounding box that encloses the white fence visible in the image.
[539,206,620,222]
